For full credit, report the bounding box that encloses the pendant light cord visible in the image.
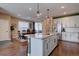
[47,9,50,18]
[37,3,40,14]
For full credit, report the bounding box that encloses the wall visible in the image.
[0,13,19,41]
[0,13,11,41]
[11,17,33,40]
[10,17,19,40]
[0,12,33,41]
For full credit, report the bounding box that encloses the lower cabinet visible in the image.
[70,33,79,42]
[29,34,58,56]
[62,32,79,43]
[43,35,58,56]
[43,39,48,56]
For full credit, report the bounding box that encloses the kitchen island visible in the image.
[27,33,58,56]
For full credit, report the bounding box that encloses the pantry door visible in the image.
[0,19,10,41]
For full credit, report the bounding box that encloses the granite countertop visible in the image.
[24,33,57,39]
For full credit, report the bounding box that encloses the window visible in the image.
[35,22,42,33]
[18,21,29,32]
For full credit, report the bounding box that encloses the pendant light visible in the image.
[36,3,41,18]
[46,9,50,19]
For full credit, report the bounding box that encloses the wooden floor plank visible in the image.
[50,41,79,56]
[0,39,27,56]
[0,40,79,56]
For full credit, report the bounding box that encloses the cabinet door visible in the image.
[54,35,57,45]
[50,36,54,52]
[49,36,57,54]
[65,33,71,41]
[53,38,57,49]
[62,32,66,40]
[50,36,54,51]
[48,37,51,54]
[70,33,79,42]
[43,39,48,56]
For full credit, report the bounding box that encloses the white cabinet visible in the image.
[70,33,79,42]
[43,35,58,56]
[65,33,71,41]
[43,38,48,56]
[62,32,66,40]
[62,32,79,43]
[28,33,58,56]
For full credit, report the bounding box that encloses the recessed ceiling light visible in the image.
[29,8,32,11]
[40,13,42,15]
[64,12,66,14]
[61,6,65,9]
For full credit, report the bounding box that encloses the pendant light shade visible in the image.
[36,3,41,18]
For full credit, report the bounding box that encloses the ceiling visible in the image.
[0,3,79,21]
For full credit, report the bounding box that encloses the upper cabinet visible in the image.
[54,15,79,32]
[55,15,79,42]
[61,16,79,28]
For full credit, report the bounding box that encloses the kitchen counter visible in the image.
[27,33,58,56]
[25,33,57,39]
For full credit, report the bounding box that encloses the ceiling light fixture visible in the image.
[40,13,42,15]
[29,8,32,11]
[61,6,65,9]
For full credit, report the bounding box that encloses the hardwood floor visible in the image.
[50,41,79,56]
[1,39,79,56]
[0,39,28,56]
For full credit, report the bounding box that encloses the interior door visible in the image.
[0,19,10,41]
